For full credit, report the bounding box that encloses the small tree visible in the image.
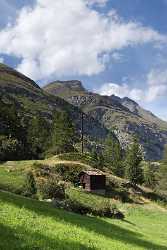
[104,131,123,177]
[125,137,144,185]
[25,171,37,196]
[143,161,158,188]
[91,147,104,170]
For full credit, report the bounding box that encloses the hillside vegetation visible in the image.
[0,152,167,249]
[0,63,107,161]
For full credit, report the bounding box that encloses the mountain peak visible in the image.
[57,80,85,91]
[121,97,139,113]
[43,80,87,97]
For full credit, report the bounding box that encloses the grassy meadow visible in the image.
[0,157,167,250]
[0,190,167,250]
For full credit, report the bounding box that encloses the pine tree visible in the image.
[91,146,98,163]
[91,146,104,170]
[144,161,158,188]
[104,131,123,177]
[26,116,50,158]
[157,145,167,194]
[97,151,105,170]
[125,137,144,185]
[50,111,76,154]
[25,171,37,196]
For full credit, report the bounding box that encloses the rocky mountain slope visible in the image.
[0,64,107,144]
[44,80,167,160]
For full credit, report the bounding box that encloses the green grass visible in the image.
[67,188,115,209]
[0,167,25,193]
[0,159,167,249]
[0,191,167,250]
[0,157,91,193]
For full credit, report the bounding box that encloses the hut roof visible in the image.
[80,170,105,176]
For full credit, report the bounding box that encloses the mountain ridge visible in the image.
[0,64,107,147]
[44,80,167,160]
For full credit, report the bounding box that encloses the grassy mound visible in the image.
[0,191,167,250]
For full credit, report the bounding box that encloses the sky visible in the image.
[0,0,167,120]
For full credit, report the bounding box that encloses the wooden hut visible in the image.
[79,170,106,195]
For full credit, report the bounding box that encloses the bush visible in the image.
[0,135,20,161]
[60,188,125,218]
[55,163,84,183]
[24,171,37,197]
[106,178,131,202]
[53,196,124,218]
[37,176,66,200]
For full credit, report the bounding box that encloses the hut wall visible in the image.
[84,175,91,191]
[90,175,106,190]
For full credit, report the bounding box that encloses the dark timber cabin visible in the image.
[79,170,106,195]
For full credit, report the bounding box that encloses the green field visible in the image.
[0,190,167,250]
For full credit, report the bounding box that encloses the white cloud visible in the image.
[146,69,167,102]
[146,85,167,102]
[96,82,143,101]
[86,0,108,7]
[0,0,166,80]
[111,52,123,62]
[96,68,167,103]
[97,83,129,97]
[147,69,167,86]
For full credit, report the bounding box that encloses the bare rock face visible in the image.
[44,81,167,160]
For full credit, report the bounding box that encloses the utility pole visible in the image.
[81,112,84,154]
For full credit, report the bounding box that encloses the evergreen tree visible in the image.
[26,116,50,158]
[97,151,105,170]
[0,101,26,160]
[49,111,76,154]
[143,161,158,188]
[91,146,104,170]
[104,131,123,177]
[0,135,20,161]
[91,147,97,160]
[157,145,167,194]
[125,137,144,185]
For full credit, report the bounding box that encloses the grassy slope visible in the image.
[0,157,91,192]
[0,190,167,250]
[1,157,167,249]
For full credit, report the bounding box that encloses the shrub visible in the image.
[31,163,67,200]
[24,171,37,197]
[37,176,66,200]
[106,178,131,202]
[55,163,83,183]
[53,196,124,218]
[0,135,20,161]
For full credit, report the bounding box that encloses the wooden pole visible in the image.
[81,113,84,154]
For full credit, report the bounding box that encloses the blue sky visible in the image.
[0,0,167,120]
